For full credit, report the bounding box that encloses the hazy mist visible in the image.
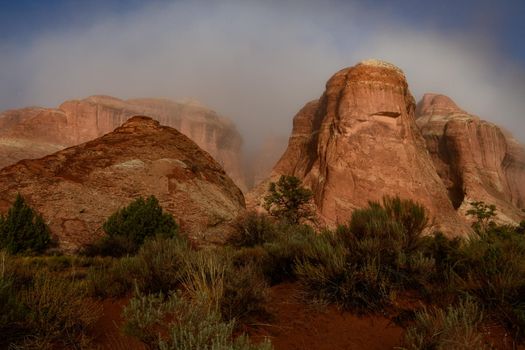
[1,0,524,148]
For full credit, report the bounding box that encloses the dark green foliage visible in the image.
[227,211,277,247]
[264,175,314,224]
[87,195,179,256]
[0,194,51,254]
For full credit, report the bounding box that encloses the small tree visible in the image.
[466,201,496,234]
[0,194,51,254]
[263,175,314,225]
[100,196,178,255]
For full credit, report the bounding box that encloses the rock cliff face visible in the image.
[0,116,245,252]
[416,93,525,224]
[0,96,246,190]
[253,60,468,235]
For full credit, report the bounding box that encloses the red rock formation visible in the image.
[0,96,247,190]
[416,93,525,224]
[251,60,468,236]
[0,116,245,252]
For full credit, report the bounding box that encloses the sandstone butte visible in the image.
[0,95,247,191]
[416,93,525,225]
[249,60,470,236]
[0,116,245,252]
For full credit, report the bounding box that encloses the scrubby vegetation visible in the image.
[0,194,51,254]
[402,298,487,350]
[0,251,102,348]
[264,175,314,224]
[84,195,179,256]
[1,185,525,349]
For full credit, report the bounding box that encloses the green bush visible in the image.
[0,194,51,254]
[221,263,269,323]
[227,211,277,247]
[402,298,487,350]
[87,237,190,297]
[297,197,430,311]
[21,273,101,348]
[87,195,179,256]
[457,223,525,338]
[87,257,137,298]
[133,237,189,294]
[262,224,317,284]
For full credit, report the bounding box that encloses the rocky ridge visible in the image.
[0,116,245,252]
[0,96,247,190]
[416,93,525,224]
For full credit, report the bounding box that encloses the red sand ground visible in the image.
[91,298,146,350]
[251,283,404,350]
[91,283,524,350]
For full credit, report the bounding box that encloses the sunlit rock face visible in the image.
[252,60,469,236]
[0,96,247,191]
[416,93,525,225]
[0,116,245,252]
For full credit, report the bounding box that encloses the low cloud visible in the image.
[1,0,523,147]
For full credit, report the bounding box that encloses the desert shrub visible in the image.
[82,234,139,257]
[87,237,190,297]
[263,175,314,224]
[123,291,272,350]
[178,247,270,325]
[0,277,28,347]
[402,298,487,350]
[15,273,102,348]
[228,211,277,247]
[91,195,178,256]
[231,246,270,271]
[221,263,269,323]
[294,233,350,305]
[0,194,51,254]
[262,224,317,284]
[180,249,228,314]
[296,197,431,311]
[133,237,189,294]
[87,257,138,298]
[456,223,525,338]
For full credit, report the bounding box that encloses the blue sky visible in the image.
[2,0,523,60]
[0,0,524,144]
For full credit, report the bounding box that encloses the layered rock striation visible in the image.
[0,116,245,252]
[253,60,468,235]
[0,96,247,190]
[416,93,525,224]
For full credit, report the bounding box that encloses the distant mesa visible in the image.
[1,60,523,243]
[0,95,248,191]
[0,116,245,252]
